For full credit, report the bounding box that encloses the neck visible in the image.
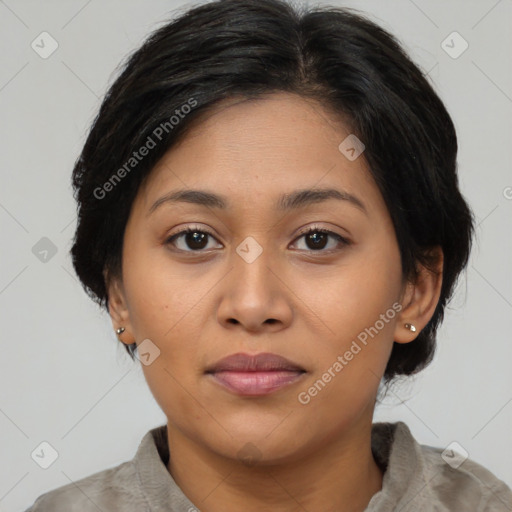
[166,417,384,512]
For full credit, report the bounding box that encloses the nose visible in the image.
[216,240,293,333]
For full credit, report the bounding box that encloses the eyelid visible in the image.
[166,224,216,239]
[295,224,350,240]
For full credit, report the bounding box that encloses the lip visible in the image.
[206,352,306,373]
[205,352,306,396]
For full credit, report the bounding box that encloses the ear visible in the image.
[393,247,444,344]
[104,270,134,346]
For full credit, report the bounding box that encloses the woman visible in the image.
[25,0,512,510]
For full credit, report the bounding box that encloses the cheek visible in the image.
[305,246,402,342]
[123,241,207,338]
[122,248,211,412]
[303,241,402,387]
[129,275,208,427]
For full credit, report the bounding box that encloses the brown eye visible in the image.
[292,227,350,252]
[166,227,222,252]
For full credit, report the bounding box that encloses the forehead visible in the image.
[135,92,383,216]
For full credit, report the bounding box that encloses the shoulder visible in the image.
[23,460,147,512]
[24,425,170,511]
[419,440,512,511]
[390,421,512,511]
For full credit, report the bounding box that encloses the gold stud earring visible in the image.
[404,323,416,332]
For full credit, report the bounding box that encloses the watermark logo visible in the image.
[441,441,468,469]
[31,32,59,59]
[441,31,468,59]
[136,339,161,366]
[237,442,263,467]
[32,237,58,263]
[338,134,365,161]
[236,236,263,264]
[31,441,59,469]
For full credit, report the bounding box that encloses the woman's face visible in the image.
[112,92,411,463]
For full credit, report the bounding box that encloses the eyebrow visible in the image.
[148,187,367,215]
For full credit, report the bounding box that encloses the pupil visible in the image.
[187,231,207,249]
[308,232,327,250]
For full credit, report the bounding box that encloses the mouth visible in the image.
[205,352,307,396]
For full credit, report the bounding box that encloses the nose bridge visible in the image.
[232,234,275,297]
[216,233,292,331]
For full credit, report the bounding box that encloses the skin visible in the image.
[107,92,443,512]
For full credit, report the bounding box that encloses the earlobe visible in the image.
[394,247,444,344]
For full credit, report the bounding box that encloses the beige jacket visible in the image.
[25,421,512,511]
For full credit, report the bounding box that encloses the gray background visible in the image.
[0,0,511,510]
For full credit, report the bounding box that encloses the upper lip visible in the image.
[205,352,306,373]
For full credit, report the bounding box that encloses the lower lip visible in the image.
[208,370,305,396]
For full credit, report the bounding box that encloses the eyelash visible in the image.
[165,224,350,254]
